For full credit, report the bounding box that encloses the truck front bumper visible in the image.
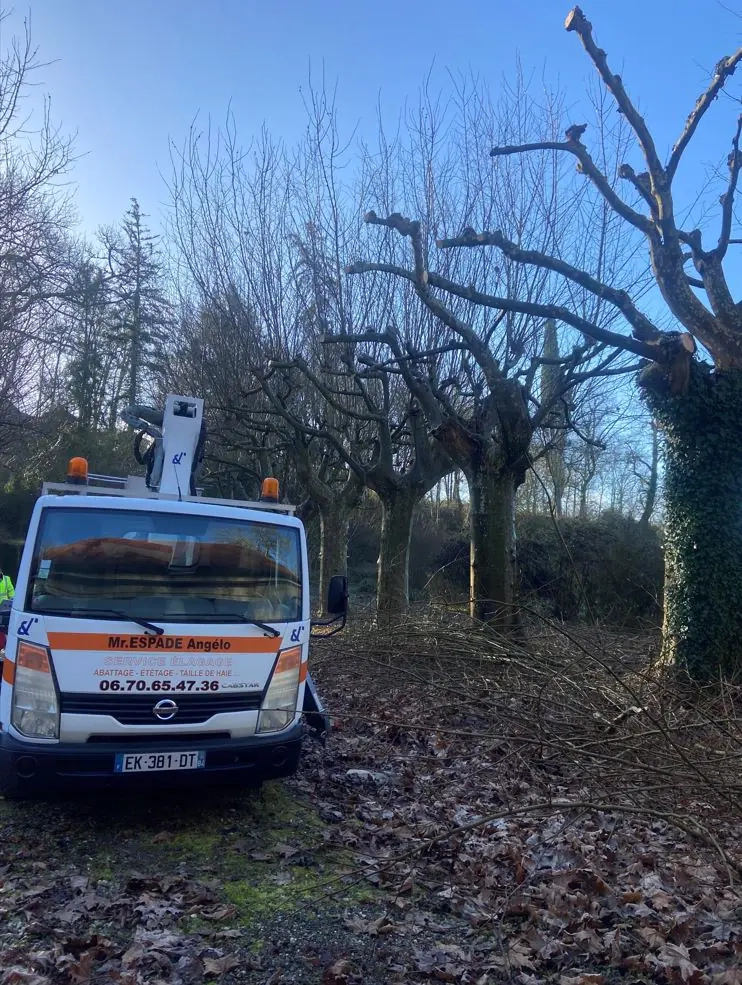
[0,721,303,796]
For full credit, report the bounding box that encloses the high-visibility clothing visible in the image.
[0,575,14,602]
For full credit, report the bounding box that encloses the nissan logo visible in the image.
[153,698,179,721]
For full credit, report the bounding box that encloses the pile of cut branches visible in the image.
[305,618,742,982]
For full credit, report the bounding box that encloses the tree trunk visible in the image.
[579,476,590,518]
[376,489,416,625]
[317,500,350,617]
[643,365,742,679]
[468,466,520,627]
[550,453,566,517]
[639,422,659,527]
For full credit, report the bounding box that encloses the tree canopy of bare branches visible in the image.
[348,7,742,677]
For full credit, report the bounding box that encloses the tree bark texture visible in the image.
[639,422,659,528]
[376,489,416,625]
[317,500,350,617]
[468,466,520,627]
[642,364,742,679]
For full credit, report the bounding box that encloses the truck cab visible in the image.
[0,395,344,796]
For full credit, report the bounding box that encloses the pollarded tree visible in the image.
[264,348,453,622]
[347,69,648,627]
[359,7,742,678]
[269,212,453,620]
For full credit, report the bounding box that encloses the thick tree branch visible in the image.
[565,7,664,181]
[436,227,661,343]
[491,135,651,234]
[686,275,706,290]
[347,258,658,361]
[362,211,503,392]
[717,114,742,259]
[618,164,655,210]
[668,52,742,180]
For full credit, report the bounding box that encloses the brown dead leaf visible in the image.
[322,959,355,985]
[621,890,643,903]
[18,884,54,902]
[344,913,395,936]
[203,954,239,976]
[121,944,146,969]
[637,925,667,949]
[507,941,535,971]
[1,972,51,985]
[54,951,94,985]
[198,903,238,922]
[656,943,704,984]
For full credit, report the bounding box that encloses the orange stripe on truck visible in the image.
[2,660,14,685]
[47,632,282,654]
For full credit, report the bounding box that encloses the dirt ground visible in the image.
[1,628,741,985]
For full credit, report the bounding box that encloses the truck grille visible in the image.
[60,691,263,725]
[86,732,231,744]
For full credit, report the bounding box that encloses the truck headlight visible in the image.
[257,645,303,733]
[11,641,60,739]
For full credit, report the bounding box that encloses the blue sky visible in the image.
[3,0,740,238]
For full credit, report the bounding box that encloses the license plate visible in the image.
[114,751,205,773]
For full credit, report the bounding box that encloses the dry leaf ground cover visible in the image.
[0,620,741,985]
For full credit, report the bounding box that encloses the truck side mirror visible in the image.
[327,575,348,617]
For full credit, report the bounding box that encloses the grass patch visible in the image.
[224,858,374,922]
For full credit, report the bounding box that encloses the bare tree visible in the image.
[355,7,742,677]
[167,88,457,618]
[263,350,452,620]
[0,15,75,440]
[347,69,648,627]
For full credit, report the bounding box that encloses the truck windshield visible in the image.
[27,507,302,623]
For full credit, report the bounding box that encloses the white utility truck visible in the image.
[0,395,344,796]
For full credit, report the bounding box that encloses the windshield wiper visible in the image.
[41,607,165,636]
[216,614,281,638]
[186,598,281,638]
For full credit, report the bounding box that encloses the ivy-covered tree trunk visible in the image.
[468,466,520,626]
[643,365,742,679]
[376,489,416,624]
[317,500,350,617]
